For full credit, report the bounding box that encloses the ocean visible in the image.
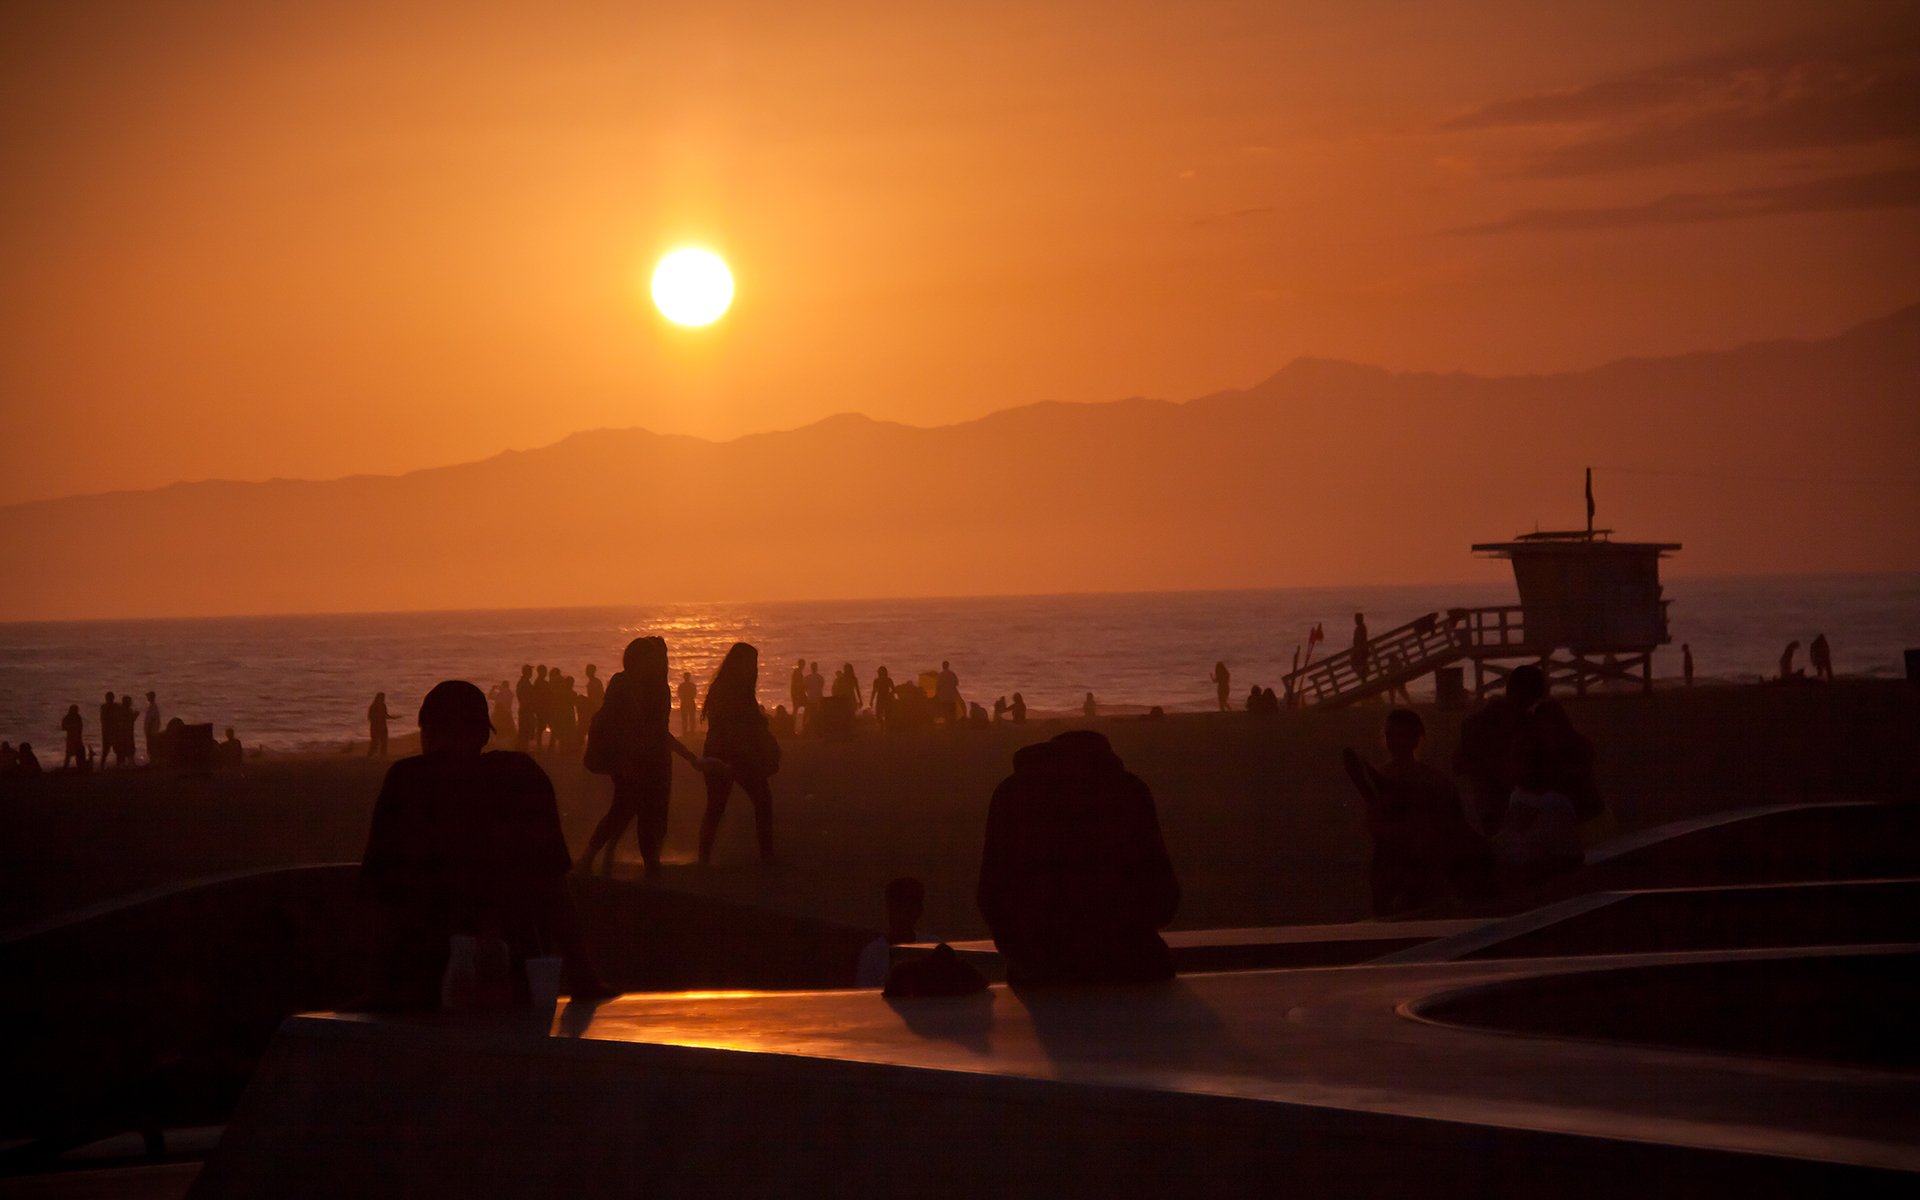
[1,574,1914,751]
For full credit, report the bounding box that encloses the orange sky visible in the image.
[2,0,1915,506]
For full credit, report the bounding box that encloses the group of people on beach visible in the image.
[1351,664,1603,917]
[358,631,1185,1010]
[8,691,173,775]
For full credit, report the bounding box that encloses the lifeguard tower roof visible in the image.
[1471,530,1681,555]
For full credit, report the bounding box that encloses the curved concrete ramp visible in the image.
[192,954,1918,1199]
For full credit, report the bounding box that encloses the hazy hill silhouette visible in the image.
[4,305,1915,620]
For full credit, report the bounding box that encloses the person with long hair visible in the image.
[579,637,717,879]
[699,642,780,865]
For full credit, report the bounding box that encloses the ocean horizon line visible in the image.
[4,566,1915,630]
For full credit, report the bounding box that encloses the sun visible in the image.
[650,248,734,327]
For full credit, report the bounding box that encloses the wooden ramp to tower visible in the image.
[1285,530,1681,710]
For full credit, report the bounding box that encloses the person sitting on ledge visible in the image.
[360,679,611,1010]
[976,730,1180,985]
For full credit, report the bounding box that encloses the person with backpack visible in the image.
[579,637,723,879]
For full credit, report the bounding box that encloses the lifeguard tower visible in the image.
[1284,477,1680,708]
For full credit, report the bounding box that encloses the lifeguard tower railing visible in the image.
[1283,600,1672,709]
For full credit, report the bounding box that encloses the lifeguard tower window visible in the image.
[1473,532,1681,654]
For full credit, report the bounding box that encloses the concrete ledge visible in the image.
[192,952,1919,1198]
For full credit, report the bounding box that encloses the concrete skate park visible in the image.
[4,800,1915,1199]
[192,801,1917,1198]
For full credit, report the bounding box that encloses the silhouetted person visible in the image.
[1083,692,1097,719]
[549,674,579,754]
[677,670,699,736]
[488,682,515,747]
[1524,698,1603,826]
[871,666,895,728]
[514,665,536,748]
[790,659,808,734]
[1452,664,1547,834]
[117,695,136,764]
[936,661,960,724]
[1009,692,1027,724]
[833,662,862,708]
[580,637,719,879]
[583,664,605,725]
[1780,640,1802,681]
[769,704,795,738]
[359,680,611,1011]
[142,692,161,764]
[532,666,551,748]
[804,661,826,735]
[1245,684,1262,712]
[856,876,926,988]
[1351,613,1371,682]
[993,696,1008,724]
[220,726,244,767]
[1262,686,1280,712]
[60,704,85,770]
[99,692,119,769]
[699,642,779,865]
[1810,633,1833,682]
[977,731,1179,985]
[1682,644,1695,688]
[1350,709,1490,916]
[1211,662,1231,712]
[368,692,396,757]
[15,743,42,776]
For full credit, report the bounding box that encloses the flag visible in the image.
[1309,623,1324,645]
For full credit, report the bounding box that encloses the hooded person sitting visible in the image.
[359,679,611,1010]
[976,730,1180,985]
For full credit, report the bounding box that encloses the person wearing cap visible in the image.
[359,679,613,1010]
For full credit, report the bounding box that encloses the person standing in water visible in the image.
[1211,662,1231,712]
[699,642,780,866]
[579,638,720,879]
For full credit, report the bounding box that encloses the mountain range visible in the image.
[5,305,1916,621]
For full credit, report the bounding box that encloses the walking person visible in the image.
[579,638,721,880]
[368,691,396,757]
[698,643,781,866]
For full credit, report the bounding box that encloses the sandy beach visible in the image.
[3,680,1910,941]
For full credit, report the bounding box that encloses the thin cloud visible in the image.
[1439,30,1920,176]
[1450,168,1920,234]
[1189,205,1274,229]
